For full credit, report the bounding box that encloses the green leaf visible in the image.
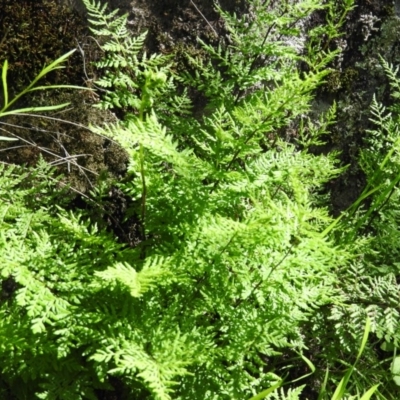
[248,380,283,400]
[331,318,371,400]
[359,384,380,400]
[28,85,93,92]
[380,341,395,352]
[1,59,8,109]
[289,352,316,384]
[0,103,71,117]
[391,356,400,386]
[0,135,17,141]
[317,367,330,400]
[356,317,371,361]
[0,49,83,115]
[33,49,77,83]
[393,376,400,386]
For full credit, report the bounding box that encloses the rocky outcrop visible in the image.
[315,1,400,212]
[1,0,399,203]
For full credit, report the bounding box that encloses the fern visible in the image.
[84,0,358,398]
[312,57,400,399]
[8,0,397,399]
[82,0,173,119]
[266,385,305,400]
[0,160,171,398]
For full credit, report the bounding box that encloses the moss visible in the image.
[0,0,88,92]
[325,67,359,93]
[382,4,395,17]
[0,0,130,193]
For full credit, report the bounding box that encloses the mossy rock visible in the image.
[0,0,129,193]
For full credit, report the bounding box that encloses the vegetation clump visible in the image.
[1,0,400,399]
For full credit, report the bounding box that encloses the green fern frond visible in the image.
[266,385,305,400]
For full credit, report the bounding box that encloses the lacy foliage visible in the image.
[2,0,400,399]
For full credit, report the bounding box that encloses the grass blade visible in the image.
[1,60,8,111]
[32,49,77,84]
[0,103,71,117]
[0,136,18,141]
[288,353,316,384]
[359,384,380,400]
[331,318,371,400]
[317,366,330,400]
[248,380,283,400]
[29,85,93,92]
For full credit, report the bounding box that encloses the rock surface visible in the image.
[1,0,399,207]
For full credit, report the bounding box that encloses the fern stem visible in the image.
[209,100,288,194]
[233,22,277,105]
[139,142,147,243]
[234,244,294,308]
